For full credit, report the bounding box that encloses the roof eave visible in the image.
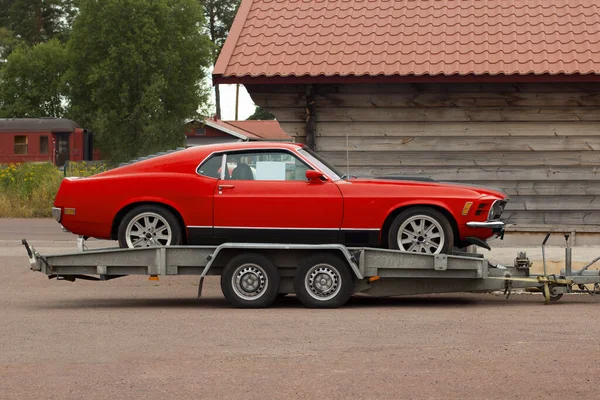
[213,72,600,86]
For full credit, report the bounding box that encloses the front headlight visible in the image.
[488,200,506,220]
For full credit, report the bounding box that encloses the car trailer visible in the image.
[22,233,600,308]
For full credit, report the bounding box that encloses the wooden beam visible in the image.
[501,211,600,225]
[316,136,600,152]
[436,181,600,196]
[298,107,600,123]
[346,166,600,181]
[318,151,596,167]
[315,122,600,137]
[252,91,600,108]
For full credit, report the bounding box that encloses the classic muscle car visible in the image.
[52,141,508,254]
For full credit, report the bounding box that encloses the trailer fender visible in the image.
[200,243,364,280]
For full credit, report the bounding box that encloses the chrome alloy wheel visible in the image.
[232,264,268,300]
[397,215,445,254]
[125,212,173,248]
[305,264,342,301]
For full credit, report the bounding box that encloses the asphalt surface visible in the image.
[1,218,599,400]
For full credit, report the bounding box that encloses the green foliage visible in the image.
[0,38,69,117]
[0,26,21,62]
[0,0,75,47]
[0,162,62,217]
[201,0,241,118]
[66,0,212,163]
[247,106,276,120]
[0,161,110,217]
[202,0,241,61]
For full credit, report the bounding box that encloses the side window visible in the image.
[197,154,223,179]
[226,151,311,181]
[14,135,28,155]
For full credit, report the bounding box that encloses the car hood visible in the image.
[350,176,508,199]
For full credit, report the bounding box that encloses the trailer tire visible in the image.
[294,253,354,308]
[220,253,280,308]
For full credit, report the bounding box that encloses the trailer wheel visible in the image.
[220,253,280,308]
[547,284,564,302]
[294,253,354,308]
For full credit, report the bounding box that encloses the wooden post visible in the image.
[305,85,316,149]
[235,84,240,120]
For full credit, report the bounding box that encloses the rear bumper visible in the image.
[52,207,61,222]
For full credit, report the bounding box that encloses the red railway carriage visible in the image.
[0,118,100,166]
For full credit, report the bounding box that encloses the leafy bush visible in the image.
[0,161,107,218]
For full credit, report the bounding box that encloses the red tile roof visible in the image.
[205,118,292,141]
[214,0,600,83]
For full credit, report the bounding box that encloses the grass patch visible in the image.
[0,161,107,218]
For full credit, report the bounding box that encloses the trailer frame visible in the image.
[22,233,600,308]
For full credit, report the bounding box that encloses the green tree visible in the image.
[0,0,76,47]
[201,0,241,118]
[247,106,275,120]
[66,0,212,163]
[0,26,21,62]
[0,38,68,117]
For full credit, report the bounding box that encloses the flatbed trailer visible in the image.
[22,233,600,308]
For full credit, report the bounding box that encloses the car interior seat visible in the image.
[231,163,254,180]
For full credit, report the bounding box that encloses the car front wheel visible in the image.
[387,206,454,255]
[118,205,183,248]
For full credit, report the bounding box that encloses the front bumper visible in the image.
[467,220,506,239]
[466,221,505,229]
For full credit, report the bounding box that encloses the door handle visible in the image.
[218,184,235,190]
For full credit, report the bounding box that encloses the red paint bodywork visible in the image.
[53,142,508,247]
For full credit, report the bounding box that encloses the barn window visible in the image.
[195,127,205,135]
[14,136,27,155]
[40,136,49,154]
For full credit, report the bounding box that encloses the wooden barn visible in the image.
[213,0,600,245]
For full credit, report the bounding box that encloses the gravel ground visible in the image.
[1,218,599,400]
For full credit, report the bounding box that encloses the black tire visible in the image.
[546,284,564,302]
[117,204,183,248]
[387,206,454,255]
[220,253,280,308]
[294,253,354,308]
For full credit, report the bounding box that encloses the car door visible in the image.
[213,149,343,243]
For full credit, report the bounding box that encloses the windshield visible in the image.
[298,147,343,181]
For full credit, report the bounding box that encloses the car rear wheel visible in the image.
[118,205,183,248]
[388,207,454,255]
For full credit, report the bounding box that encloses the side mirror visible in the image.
[306,169,325,182]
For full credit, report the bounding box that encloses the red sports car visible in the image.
[52,141,508,254]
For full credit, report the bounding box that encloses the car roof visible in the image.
[185,141,305,158]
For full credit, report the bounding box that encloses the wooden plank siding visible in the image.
[245,82,600,231]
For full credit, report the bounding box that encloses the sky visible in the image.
[218,83,256,120]
[204,66,257,120]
